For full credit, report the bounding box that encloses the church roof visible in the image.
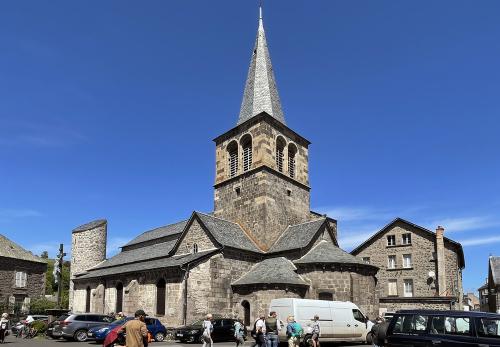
[76,249,218,279]
[231,257,309,287]
[268,218,327,253]
[122,219,187,247]
[0,234,46,264]
[294,240,374,267]
[490,256,500,286]
[188,212,262,253]
[92,239,178,270]
[238,7,285,126]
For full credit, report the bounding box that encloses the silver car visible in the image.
[52,313,114,342]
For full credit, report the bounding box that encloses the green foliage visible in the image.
[44,259,71,308]
[30,297,56,315]
[40,251,49,259]
[31,319,48,333]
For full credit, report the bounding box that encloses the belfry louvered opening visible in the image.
[288,143,297,178]
[227,141,239,178]
[241,134,253,172]
[276,136,286,173]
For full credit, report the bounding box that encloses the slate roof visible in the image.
[350,217,465,268]
[92,239,178,269]
[294,240,374,267]
[73,219,106,233]
[490,256,500,286]
[194,212,262,253]
[77,250,217,279]
[232,257,309,286]
[268,218,327,253]
[238,8,285,126]
[0,234,46,264]
[123,220,187,247]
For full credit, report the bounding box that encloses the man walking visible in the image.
[234,318,245,347]
[311,315,320,347]
[119,309,148,347]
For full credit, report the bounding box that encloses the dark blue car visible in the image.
[88,317,167,343]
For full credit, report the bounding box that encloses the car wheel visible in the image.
[74,329,88,342]
[154,332,165,342]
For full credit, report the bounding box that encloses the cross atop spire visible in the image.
[238,5,285,125]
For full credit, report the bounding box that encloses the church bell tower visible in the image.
[213,8,311,251]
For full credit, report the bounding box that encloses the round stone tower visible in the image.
[69,219,107,310]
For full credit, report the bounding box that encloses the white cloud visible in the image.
[459,235,500,247]
[427,216,500,233]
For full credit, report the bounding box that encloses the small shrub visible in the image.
[31,320,47,333]
[30,297,56,315]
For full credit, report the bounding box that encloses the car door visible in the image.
[351,309,368,339]
[428,315,478,347]
[475,316,500,347]
[211,319,224,341]
[387,314,430,347]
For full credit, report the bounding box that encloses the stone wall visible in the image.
[214,168,311,251]
[70,220,107,309]
[0,257,46,312]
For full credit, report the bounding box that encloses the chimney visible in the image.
[436,226,446,296]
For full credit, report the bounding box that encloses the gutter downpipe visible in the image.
[180,263,190,326]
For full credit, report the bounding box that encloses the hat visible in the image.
[135,309,147,317]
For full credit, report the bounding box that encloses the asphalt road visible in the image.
[1,336,367,347]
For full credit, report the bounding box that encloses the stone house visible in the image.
[69,10,379,326]
[478,282,489,312]
[487,256,500,313]
[0,234,47,314]
[350,218,465,315]
[463,292,480,311]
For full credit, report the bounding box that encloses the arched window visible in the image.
[241,134,253,172]
[156,279,166,316]
[116,282,123,313]
[193,243,198,254]
[318,292,333,301]
[85,286,91,313]
[227,141,239,178]
[288,144,297,178]
[241,300,251,326]
[276,136,286,173]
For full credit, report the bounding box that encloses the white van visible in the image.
[269,298,370,344]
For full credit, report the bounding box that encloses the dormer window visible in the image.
[241,134,253,172]
[402,233,412,245]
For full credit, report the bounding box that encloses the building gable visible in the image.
[172,215,219,256]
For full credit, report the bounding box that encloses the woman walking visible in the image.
[0,313,10,344]
[202,314,214,347]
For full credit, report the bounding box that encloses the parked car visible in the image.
[46,314,70,339]
[51,313,114,342]
[88,316,168,343]
[175,318,246,343]
[385,309,500,347]
[269,298,370,344]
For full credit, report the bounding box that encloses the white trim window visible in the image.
[403,254,412,268]
[362,257,371,264]
[403,279,414,297]
[388,255,396,269]
[15,271,27,287]
[402,233,412,245]
[387,235,396,246]
[388,279,398,296]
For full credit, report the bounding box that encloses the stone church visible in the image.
[69,10,379,326]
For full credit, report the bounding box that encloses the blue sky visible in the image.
[1,1,499,295]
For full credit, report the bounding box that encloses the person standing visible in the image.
[255,314,266,347]
[265,311,280,347]
[234,318,245,347]
[286,316,302,347]
[0,313,10,344]
[118,309,148,347]
[202,314,214,347]
[311,315,320,347]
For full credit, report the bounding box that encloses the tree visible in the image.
[44,259,71,308]
[40,251,49,259]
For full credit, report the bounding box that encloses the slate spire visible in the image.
[238,6,285,125]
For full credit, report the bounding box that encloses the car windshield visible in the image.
[190,319,204,326]
[111,317,132,325]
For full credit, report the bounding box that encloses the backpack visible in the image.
[292,322,303,337]
[250,320,258,338]
[0,321,6,330]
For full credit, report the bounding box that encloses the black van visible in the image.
[385,309,500,347]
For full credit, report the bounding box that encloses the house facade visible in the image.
[0,234,47,314]
[351,218,465,315]
[487,256,500,313]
